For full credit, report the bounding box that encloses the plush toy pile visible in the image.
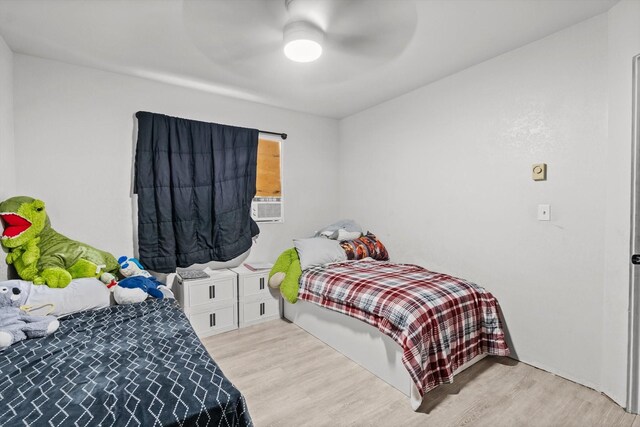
[0,282,59,351]
[0,196,119,288]
[0,195,173,300]
[0,196,177,350]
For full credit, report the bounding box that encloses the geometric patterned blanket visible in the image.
[0,299,252,427]
[299,260,510,396]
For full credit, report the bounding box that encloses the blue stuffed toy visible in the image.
[113,256,172,304]
[119,276,163,298]
[114,276,164,305]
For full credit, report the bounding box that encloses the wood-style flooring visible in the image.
[202,319,638,427]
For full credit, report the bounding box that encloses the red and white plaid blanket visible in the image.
[298,260,510,396]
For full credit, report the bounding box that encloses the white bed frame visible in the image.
[284,299,485,409]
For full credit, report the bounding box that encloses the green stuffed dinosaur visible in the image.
[0,196,119,288]
[268,248,302,304]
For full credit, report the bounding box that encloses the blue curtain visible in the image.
[134,111,259,273]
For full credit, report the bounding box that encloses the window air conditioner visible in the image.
[251,198,283,223]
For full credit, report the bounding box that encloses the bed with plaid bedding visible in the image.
[298,260,510,396]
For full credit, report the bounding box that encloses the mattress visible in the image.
[0,298,252,426]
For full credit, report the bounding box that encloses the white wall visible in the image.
[0,34,14,281]
[604,0,640,406]
[12,55,340,267]
[340,15,613,397]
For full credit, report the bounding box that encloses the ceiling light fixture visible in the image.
[283,21,324,63]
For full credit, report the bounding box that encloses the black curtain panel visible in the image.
[134,111,260,273]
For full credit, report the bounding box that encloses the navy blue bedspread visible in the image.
[0,299,252,427]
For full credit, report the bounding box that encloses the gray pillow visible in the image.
[294,238,347,270]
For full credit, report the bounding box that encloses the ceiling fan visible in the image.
[182,0,417,68]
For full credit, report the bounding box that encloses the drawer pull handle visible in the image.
[259,278,264,290]
[260,302,265,316]
[209,285,215,299]
[210,313,216,327]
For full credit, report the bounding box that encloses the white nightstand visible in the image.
[231,265,281,327]
[174,269,238,338]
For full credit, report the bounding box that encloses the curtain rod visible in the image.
[259,130,288,140]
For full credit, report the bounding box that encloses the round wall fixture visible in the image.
[283,21,324,63]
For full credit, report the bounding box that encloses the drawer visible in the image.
[189,277,235,307]
[239,274,270,298]
[240,297,279,325]
[190,305,236,336]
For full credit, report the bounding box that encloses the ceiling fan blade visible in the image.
[212,40,283,65]
[183,0,285,63]
[324,0,417,59]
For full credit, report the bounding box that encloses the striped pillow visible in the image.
[340,233,389,261]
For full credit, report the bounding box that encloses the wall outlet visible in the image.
[538,204,550,221]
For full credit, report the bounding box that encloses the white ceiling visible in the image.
[0,0,618,119]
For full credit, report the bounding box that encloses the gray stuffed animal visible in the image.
[0,283,59,351]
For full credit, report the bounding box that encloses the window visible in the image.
[252,138,283,222]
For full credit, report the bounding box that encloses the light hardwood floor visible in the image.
[203,319,637,427]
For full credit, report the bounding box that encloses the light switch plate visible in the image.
[532,163,547,181]
[538,204,550,221]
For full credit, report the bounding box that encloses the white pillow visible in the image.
[293,238,347,270]
[4,278,111,317]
